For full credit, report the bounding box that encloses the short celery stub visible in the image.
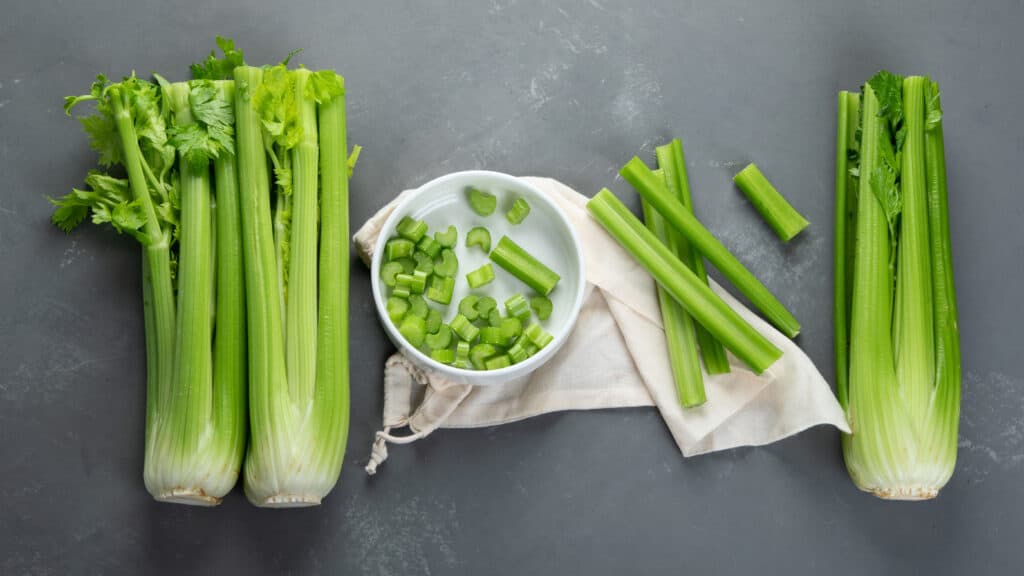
[733,163,809,243]
[489,235,561,296]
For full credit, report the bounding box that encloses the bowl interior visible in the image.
[371,171,585,383]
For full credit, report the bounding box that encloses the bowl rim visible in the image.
[370,170,586,383]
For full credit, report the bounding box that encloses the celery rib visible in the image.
[620,157,801,339]
[733,164,809,242]
[586,189,782,373]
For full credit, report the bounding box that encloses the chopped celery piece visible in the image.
[458,295,480,320]
[505,197,531,224]
[413,251,434,275]
[395,273,426,294]
[468,188,497,216]
[407,294,428,318]
[470,343,500,369]
[620,157,801,338]
[392,287,411,299]
[504,293,531,322]
[434,248,459,277]
[487,308,502,327]
[386,238,414,261]
[430,348,455,364]
[524,342,540,357]
[399,315,426,348]
[396,216,428,243]
[529,295,552,320]
[733,163,809,242]
[489,236,560,296]
[586,189,782,373]
[455,340,471,366]
[480,326,505,345]
[435,225,458,248]
[425,308,442,334]
[417,235,441,258]
[386,296,409,324]
[485,355,512,370]
[466,263,495,288]
[507,340,529,364]
[466,226,491,253]
[394,257,415,275]
[524,323,554,349]
[380,262,404,287]
[499,317,523,340]
[426,275,455,305]
[425,324,453,350]
[475,296,497,316]
[451,314,480,342]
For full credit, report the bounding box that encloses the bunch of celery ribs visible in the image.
[835,72,960,499]
[52,39,356,506]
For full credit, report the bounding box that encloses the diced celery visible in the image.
[475,296,497,316]
[470,343,500,369]
[479,327,505,345]
[399,315,426,348]
[524,323,553,349]
[529,295,552,320]
[458,295,480,320]
[487,308,501,327]
[507,340,529,364]
[425,324,453,350]
[386,296,409,324]
[434,248,459,277]
[380,262,404,287]
[394,257,415,275]
[468,188,497,216]
[485,354,512,370]
[504,293,531,322]
[466,226,491,253]
[413,251,434,275]
[396,216,428,243]
[499,317,522,340]
[425,275,455,305]
[466,264,495,288]
[505,197,531,225]
[417,235,441,258]
[435,225,458,248]
[386,238,414,261]
[408,294,428,318]
[425,308,442,334]
[451,314,480,342]
[430,348,455,364]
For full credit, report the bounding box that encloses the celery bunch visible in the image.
[836,72,960,499]
[55,69,247,505]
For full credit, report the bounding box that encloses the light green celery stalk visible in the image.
[236,65,349,506]
[840,73,959,499]
[54,74,245,505]
[656,139,731,375]
[834,91,859,410]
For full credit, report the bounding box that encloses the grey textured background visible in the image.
[1,0,1022,574]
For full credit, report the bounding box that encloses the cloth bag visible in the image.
[355,177,849,474]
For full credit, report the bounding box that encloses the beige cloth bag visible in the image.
[355,177,849,474]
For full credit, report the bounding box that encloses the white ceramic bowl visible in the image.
[371,171,586,386]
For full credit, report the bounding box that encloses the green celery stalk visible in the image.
[642,194,706,408]
[587,189,782,373]
[620,157,801,338]
[656,139,731,375]
[489,236,560,295]
[834,91,860,410]
[732,163,809,242]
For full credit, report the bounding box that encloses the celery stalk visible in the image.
[732,164,809,242]
[620,157,801,338]
[656,140,731,376]
[834,91,860,409]
[587,189,782,373]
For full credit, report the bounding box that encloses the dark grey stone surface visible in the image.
[1,0,1021,574]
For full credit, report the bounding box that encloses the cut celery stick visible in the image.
[434,248,459,277]
[529,295,552,320]
[458,295,480,320]
[485,355,512,370]
[396,216,428,243]
[426,275,455,305]
[381,262,404,287]
[620,157,801,338]
[489,236,560,295]
[505,293,531,322]
[435,225,458,248]
[417,235,441,258]
[386,238,414,261]
[399,315,426,348]
[451,314,480,342]
[733,163,809,242]
[425,324,453,350]
[480,326,505,345]
[430,348,455,364]
[586,189,782,373]
[425,308,442,334]
[386,297,409,324]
